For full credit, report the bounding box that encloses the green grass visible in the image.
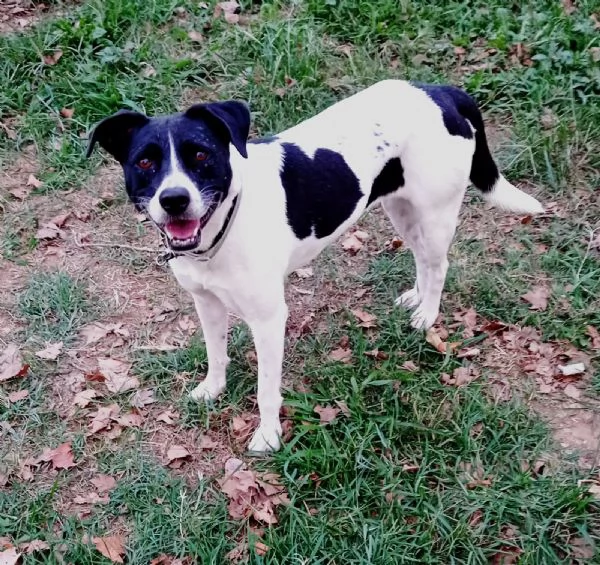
[1,0,599,563]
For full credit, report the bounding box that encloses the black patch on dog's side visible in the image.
[280,143,362,240]
[368,157,405,206]
[413,83,499,193]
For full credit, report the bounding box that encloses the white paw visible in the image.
[248,423,282,453]
[410,305,439,330]
[190,380,224,402]
[395,288,420,310]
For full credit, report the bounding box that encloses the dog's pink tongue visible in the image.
[165,219,200,239]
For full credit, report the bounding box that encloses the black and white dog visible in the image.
[87,80,543,452]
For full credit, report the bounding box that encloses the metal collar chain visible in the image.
[156,193,241,267]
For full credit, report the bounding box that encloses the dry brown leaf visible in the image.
[425,328,448,354]
[0,547,20,565]
[231,412,259,443]
[402,360,419,372]
[521,285,550,311]
[351,309,377,328]
[188,30,204,42]
[199,435,218,450]
[328,347,352,363]
[130,388,155,408]
[91,474,117,493]
[563,384,581,400]
[156,410,179,425]
[98,358,138,394]
[8,389,29,403]
[73,492,110,504]
[166,445,191,468]
[214,1,240,23]
[60,107,74,119]
[43,50,63,65]
[561,0,576,14]
[441,366,480,387]
[364,348,389,360]
[0,344,28,382]
[334,400,351,416]
[314,405,340,424]
[19,540,50,554]
[73,389,98,408]
[254,541,269,556]
[92,535,125,564]
[40,442,76,470]
[8,186,31,200]
[35,341,63,360]
[35,223,62,240]
[115,412,143,427]
[88,404,120,434]
[341,233,363,254]
[27,174,43,188]
[80,322,125,345]
[586,325,600,350]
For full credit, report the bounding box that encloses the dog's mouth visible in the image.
[161,201,219,251]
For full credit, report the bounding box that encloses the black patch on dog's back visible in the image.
[412,83,474,139]
[368,157,404,206]
[280,143,362,239]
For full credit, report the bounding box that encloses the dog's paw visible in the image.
[190,380,224,402]
[248,424,282,454]
[410,305,438,330]
[395,287,420,309]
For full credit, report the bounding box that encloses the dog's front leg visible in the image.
[189,291,229,402]
[247,302,288,453]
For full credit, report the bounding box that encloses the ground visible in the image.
[0,0,599,563]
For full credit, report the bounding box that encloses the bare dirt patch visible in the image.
[0,1,74,35]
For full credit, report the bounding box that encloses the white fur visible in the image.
[161,80,543,452]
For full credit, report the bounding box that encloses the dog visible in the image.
[87,80,543,452]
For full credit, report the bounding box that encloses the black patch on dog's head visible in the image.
[86,101,251,210]
[280,143,362,240]
[412,83,474,139]
[368,157,404,206]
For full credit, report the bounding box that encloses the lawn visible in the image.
[0,0,599,563]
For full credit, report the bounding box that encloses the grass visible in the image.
[0,0,599,563]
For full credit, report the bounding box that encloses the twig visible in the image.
[73,235,157,253]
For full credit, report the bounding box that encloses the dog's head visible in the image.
[87,101,250,251]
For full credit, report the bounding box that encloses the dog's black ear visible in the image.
[185,101,250,159]
[86,110,150,163]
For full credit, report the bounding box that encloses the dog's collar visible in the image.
[157,193,241,266]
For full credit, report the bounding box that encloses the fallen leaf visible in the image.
[8,390,29,403]
[59,107,74,119]
[588,483,600,500]
[425,328,447,354]
[91,474,117,493]
[166,445,191,468]
[115,412,143,427]
[35,341,63,360]
[88,404,120,434]
[73,389,98,408]
[521,285,550,311]
[441,366,480,387]
[27,174,43,188]
[43,50,63,65]
[314,405,340,424]
[73,492,110,504]
[569,536,595,560]
[40,442,76,470]
[364,348,389,360]
[188,30,204,42]
[294,267,313,278]
[0,344,28,381]
[0,547,20,565]
[199,435,218,450]
[341,233,363,254]
[130,388,155,408]
[231,412,259,443]
[214,1,240,24]
[19,540,50,554]
[563,384,581,400]
[402,360,419,372]
[35,224,61,240]
[156,410,179,425]
[558,362,585,376]
[328,347,352,363]
[561,0,576,15]
[351,309,377,328]
[98,358,138,393]
[586,326,600,350]
[92,535,125,564]
[49,213,70,228]
[9,186,31,200]
[254,541,269,556]
[334,400,350,416]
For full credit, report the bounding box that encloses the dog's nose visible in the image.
[159,187,190,215]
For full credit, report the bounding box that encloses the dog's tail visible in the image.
[453,89,544,215]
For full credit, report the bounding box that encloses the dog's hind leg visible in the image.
[190,291,230,402]
[383,197,427,310]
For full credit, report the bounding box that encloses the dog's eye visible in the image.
[138,158,153,170]
[195,151,208,162]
